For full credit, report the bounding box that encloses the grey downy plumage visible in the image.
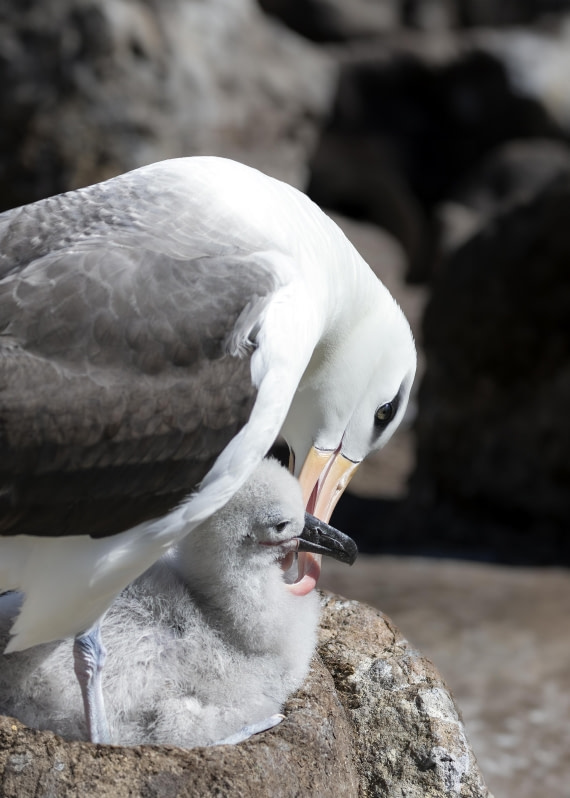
[0,459,356,746]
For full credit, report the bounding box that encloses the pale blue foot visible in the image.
[73,624,111,744]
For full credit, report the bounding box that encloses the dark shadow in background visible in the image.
[331,493,570,566]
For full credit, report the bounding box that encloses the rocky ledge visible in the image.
[0,594,490,797]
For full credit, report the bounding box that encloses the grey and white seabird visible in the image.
[0,459,357,746]
[0,156,416,741]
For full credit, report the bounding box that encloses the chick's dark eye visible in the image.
[374,402,394,428]
[274,521,289,534]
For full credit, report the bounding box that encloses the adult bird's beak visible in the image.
[286,445,360,597]
[298,445,360,522]
[297,513,358,565]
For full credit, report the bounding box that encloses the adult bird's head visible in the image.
[281,284,416,522]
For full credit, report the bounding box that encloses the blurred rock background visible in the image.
[2,1,570,795]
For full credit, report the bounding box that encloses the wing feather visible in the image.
[0,176,280,538]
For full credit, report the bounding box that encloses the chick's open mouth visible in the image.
[259,538,321,597]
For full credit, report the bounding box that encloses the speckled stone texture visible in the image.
[318,594,490,798]
[321,556,570,798]
[0,594,489,797]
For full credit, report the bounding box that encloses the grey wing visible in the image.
[0,185,278,538]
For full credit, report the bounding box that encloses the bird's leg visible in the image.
[212,713,285,746]
[73,623,111,744]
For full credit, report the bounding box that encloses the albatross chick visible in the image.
[0,459,357,746]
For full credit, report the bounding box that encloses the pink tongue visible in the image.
[286,552,321,597]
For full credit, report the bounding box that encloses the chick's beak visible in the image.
[297,513,358,565]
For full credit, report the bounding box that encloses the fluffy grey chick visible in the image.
[0,459,356,747]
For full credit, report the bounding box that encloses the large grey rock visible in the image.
[318,595,490,798]
[415,172,570,547]
[471,20,570,136]
[439,138,570,252]
[321,555,570,798]
[306,37,561,281]
[0,0,335,211]
[0,595,489,797]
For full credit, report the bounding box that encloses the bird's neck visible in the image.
[170,548,302,654]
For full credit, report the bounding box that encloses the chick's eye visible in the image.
[274,521,289,534]
[374,402,394,428]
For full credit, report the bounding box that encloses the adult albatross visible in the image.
[0,156,416,741]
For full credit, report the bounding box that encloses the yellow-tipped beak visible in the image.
[297,447,334,507]
[290,445,360,596]
[297,445,360,522]
[313,452,359,522]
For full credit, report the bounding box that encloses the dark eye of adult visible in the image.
[374,402,394,428]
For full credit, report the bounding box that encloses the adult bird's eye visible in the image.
[374,402,394,428]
